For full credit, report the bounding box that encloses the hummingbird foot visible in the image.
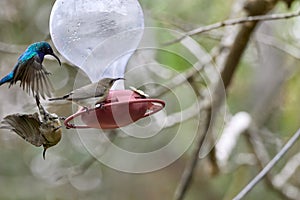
[83,106,90,114]
[66,123,75,129]
[59,116,66,120]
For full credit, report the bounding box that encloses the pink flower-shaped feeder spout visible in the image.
[64,90,165,129]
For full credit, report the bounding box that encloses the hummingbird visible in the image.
[1,95,63,159]
[0,41,61,99]
[49,77,124,111]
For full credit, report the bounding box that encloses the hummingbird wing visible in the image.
[1,113,46,147]
[67,82,106,100]
[12,55,54,99]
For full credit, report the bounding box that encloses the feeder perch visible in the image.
[64,90,165,129]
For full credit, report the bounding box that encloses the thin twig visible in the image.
[246,127,295,200]
[150,46,220,98]
[164,10,300,45]
[164,98,209,129]
[256,33,300,60]
[150,61,205,97]
[154,14,223,41]
[273,152,300,188]
[233,128,300,200]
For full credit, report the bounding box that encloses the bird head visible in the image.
[42,126,62,159]
[41,118,62,159]
[99,77,125,88]
[37,41,61,66]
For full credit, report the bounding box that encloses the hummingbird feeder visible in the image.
[50,0,165,129]
[64,90,165,129]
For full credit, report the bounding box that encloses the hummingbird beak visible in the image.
[51,53,61,66]
[43,147,47,160]
[113,78,125,81]
[53,126,62,132]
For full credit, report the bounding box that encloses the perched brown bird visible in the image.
[49,77,124,110]
[1,96,62,159]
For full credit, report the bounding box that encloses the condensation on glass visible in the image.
[49,0,144,85]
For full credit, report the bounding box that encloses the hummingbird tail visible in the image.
[0,72,14,86]
[0,80,5,86]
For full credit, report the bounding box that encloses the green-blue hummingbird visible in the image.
[0,41,61,99]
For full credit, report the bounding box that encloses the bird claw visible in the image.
[83,107,90,114]
[66,123,75,129]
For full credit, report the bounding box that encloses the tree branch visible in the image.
[150,46,220,98]
[173,1,281,199]
[255,33,300,60]
[233,127,300,200]
[245,126,296,200]
[164,9,300,46]
[163,98,209,129]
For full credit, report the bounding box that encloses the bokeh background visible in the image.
[0,0,300,199]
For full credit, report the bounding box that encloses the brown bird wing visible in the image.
[68,82,106,100]
[1,113,45,147]
[12,55,54,99]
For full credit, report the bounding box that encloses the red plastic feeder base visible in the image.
[64,90,165,129]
